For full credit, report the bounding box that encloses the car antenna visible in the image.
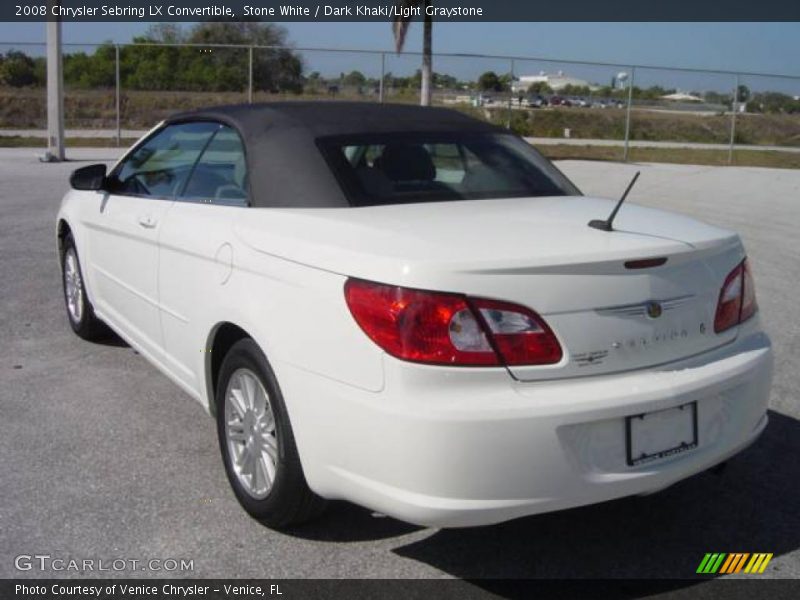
[588,171,640,232]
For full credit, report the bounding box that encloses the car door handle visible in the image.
[137,215,157,229]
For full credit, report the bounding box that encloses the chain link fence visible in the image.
[1,40,799,164]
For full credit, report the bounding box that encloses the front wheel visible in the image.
[215,338,326,528]
[61,233,106,340]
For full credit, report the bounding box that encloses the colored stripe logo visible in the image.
[696,553,773,574]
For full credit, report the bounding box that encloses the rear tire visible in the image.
[215,338,326,528]
[61,233,106,340]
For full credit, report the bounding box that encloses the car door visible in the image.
[157,124,250,391]
[86,121,220,360]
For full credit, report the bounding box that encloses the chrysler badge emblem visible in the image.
[646,301,663,319]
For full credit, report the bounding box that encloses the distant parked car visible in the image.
[549,95,572,107]
[593,98,623,109]
[58,102,772,530]
[524,95,547,108]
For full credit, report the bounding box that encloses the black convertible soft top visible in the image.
[164,102,503,208]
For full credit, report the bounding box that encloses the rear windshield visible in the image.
[317,132,581,207]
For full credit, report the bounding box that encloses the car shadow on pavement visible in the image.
[387,409,799,594]
[285,500,422,542]
[90,326,130,347]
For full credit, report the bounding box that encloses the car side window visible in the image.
[179,126,248,206]
[110,122,220,199]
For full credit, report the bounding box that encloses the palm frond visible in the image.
[392,0,423,53]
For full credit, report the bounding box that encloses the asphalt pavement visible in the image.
[1,148,798,588]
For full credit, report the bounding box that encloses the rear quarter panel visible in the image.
[189,208,386,411]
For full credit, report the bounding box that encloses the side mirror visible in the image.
[70,164,107,191]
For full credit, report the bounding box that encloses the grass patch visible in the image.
[494,107,800,146]
[539,144,800,169]
[0,136,138,148]
[2,135,797,170]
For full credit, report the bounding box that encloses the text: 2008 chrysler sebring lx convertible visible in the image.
[57,103,772,528]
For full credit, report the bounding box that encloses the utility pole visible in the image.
[728,74,740,165]
[622,68,636,162]
[378,52,385,104]
[420,0,432,106]
[248,46,253,103]
[115,45,121,146]
[44,2,65,162]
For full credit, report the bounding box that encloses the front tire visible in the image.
[215,338,326,528]
[61,233,106,340]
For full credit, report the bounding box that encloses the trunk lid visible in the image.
[235,196,744,379]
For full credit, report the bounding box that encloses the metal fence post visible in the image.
[623,66,636,162]
[379,52,386,104]
[248,46,254,103]
[115,44,121,147]
[728,73,739,165]
[507,58,515,129]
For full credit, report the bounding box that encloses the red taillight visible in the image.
[740,259,758,322]
[714,258,758,333]
[470,298,563,365]
[344,279,562,367]
[714,264,742,333]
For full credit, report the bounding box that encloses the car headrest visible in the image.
[379,144,436,182]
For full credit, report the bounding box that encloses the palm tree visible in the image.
[393,0,433,106]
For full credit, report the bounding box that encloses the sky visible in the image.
[1,22,799,93]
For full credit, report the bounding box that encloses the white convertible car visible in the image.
[57,102,772,528]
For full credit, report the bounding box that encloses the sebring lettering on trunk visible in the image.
[611,326,696,351]
[575,323,704,368]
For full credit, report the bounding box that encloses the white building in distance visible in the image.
[512,71,597,93]
[661,92,703,102]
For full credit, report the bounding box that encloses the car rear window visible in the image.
[317,132,580,207]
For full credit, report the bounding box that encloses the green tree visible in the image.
[64,43,116,88]
[0,50,38,87]
[736,84,750,104]
[432,72,459,89]
[748,91,800,114]
[186,22,303,93]
[341,70,367,87]
[527,82,553,95]
[498,73,514,92]
[118,22,303,93]
[145,23,183,44]
[477,71,502,92]
[121,40,182,91]
[560,84,592,97]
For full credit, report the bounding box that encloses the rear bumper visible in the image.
[278,326,772,528]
